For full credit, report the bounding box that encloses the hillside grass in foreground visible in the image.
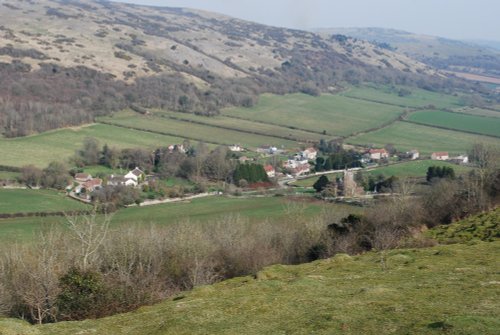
[347,121,500,155]
[0,189,88,214]
[222,93,405,136]
[428,208,500,243]
[9,241,495,334]
[99,111,298,149]
[407,110,500,137]
[342,85,464,109]
[0,124,187,168]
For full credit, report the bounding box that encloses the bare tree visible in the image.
[65,209,113,271]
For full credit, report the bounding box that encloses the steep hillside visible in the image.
[0,241,497,334]
[316,27,500,79]
[0,0,452,137]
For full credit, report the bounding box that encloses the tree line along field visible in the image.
[0,189,88,214]
[152,110,328,142]
[0,196,360,242]
[347,121,500,155]
[19,241,499,335]
[341,85,465,109]
[98,111,299,149]
[221,93,406,137]
[0,124,188,168]
[406,110,500,137]
[290,160,473,187]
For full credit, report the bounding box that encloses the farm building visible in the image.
[431,152,449,161]
[300,147,318,160]
[229,144,243,152]
[74,173,92,183]
[368,148,389,160]
[407,150,420,160]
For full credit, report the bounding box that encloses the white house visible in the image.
[229,144,243,152]
[301,147,318,160]
[125,167,145,183]
[431,152,449,161]
[407,150,420,160]
[368,148,389,160]
[450,155,469,164]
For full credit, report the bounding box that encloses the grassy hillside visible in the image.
[407,110,500,137]
[222,93,406,136]
[0,241,495,334]
[429,208,500,243]
[152,110,327,142]
[0,124,187,168]
[454,107,500,118]
[342,85,464,109]
[347,121,500,155]
[99,111,299,149]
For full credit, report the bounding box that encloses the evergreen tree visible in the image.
[313,175,329,192]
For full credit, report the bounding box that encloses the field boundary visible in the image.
[220,113,335,137]
[0,209,89,219]
[155,113,322,143]
[97,121,228,146]
[401,119,500,139]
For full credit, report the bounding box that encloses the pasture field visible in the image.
[27,241,500,335]
[0,171,19,180]
[0,189,88,214]
[453,107,500,118]
[221,93,405,136]
[347,121,500,155]
[342,85,464,109]
[99,111,298,149]
[407,110,500,137]
[0,124,187,168]
[0,196,360,242]
[153,110,327,142]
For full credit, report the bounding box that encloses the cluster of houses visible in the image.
[363,147,468,165]
[431,152,469,164]
[71,167,145,199]
[283,147,317,177]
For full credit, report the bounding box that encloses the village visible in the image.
[64,139,470,206]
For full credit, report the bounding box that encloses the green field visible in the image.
[454,107,500,118]
[153,110,327,142]
[342,85,464,109]
[11,240,497,335]
[100,111,299,149]
[0,124,187,168]
[0,196,360,242]
[0,171,19,180]
[0,189,88,214]
[348,121,500,155]
[407,110,500,137]
[222,93,406,136]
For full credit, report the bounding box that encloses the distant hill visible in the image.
[0,1,454,137]
[315,27,500,79]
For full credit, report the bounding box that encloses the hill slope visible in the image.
[0,241,497,334]
[316,27,500,79]
[0,0,447,137]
